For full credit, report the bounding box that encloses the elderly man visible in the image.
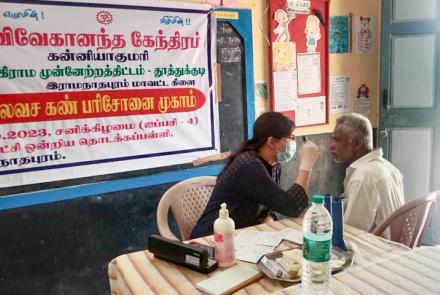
[329,113,404,235]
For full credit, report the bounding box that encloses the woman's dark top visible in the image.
[190,151,309,239]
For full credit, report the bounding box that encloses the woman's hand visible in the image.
[261,214,275,224]
[298,141,319,172]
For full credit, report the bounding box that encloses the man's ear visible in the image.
[352,136,364,151]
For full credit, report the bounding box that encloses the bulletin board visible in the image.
[268,0,329,127]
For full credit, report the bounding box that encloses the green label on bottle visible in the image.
[303,237,331,262]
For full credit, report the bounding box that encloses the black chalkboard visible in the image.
[217,21,247,152]
[0,19,248,197]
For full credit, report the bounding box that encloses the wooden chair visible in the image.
[372,190,440,248]
[156,176,217,241]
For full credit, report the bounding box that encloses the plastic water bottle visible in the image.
[301,195,333,294]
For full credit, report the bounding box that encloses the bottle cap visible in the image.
[311,194,324,204]
[219,202,229,218]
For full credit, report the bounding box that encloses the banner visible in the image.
[0,0,218,188]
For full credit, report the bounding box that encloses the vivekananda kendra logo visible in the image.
[96,11,113,25]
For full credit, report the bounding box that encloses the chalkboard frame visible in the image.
[215,8,255,140]
[0,8,255,211]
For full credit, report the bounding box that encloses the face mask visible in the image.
[277,140,296,162]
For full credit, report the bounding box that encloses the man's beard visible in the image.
[333,158,345,164]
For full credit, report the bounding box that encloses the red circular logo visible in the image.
[96,11,113,25]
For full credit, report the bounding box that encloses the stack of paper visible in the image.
[234,228,303,263]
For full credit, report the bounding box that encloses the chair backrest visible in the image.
[372,190,440,248]
[156,176,217,241]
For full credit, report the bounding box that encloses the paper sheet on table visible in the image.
[235,230,287,247]
[234,229,303,263]
[281,228,303,245]
[235,244,275,263]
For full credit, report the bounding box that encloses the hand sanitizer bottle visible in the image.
[214,202,235,267]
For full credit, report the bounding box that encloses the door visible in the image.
[380,0,440,245]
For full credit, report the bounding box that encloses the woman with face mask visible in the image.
[190,112,319,239]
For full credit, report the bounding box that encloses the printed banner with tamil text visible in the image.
[0,0,218,188]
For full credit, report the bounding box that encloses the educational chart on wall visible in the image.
[0,0,218,188]
[269,0,329,127]
[354,16,374,54]
[329,16,350,54]
[330,75,351,113]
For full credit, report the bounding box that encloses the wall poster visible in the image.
[329,16,350,54]
[0,0,218,188]
[330,75,350,113]
[268,0,329,127]
[354,15,374,54]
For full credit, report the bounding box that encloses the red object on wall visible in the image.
[0,88,205,124]
[357,84,369,98]
[268,0,330,127]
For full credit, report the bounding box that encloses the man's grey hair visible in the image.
[336,113,373,150]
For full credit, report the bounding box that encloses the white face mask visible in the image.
[277,140,297,162]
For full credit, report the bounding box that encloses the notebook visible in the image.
[195,262,261,295]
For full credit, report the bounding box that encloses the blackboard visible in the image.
[217,21,247,152]
[0,12,252,199]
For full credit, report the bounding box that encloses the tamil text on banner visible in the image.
[0,0,218,188]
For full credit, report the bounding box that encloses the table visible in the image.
[108,218,412,295]
[275,246,440,295]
